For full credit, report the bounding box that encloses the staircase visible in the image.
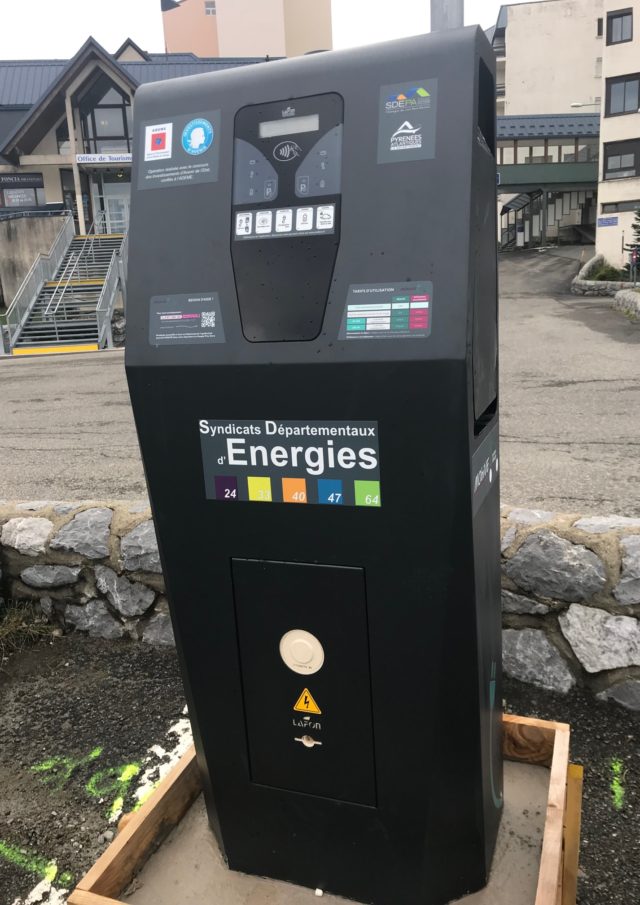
[11,233,124,354]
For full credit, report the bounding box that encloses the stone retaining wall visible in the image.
[0,501,173,648]
[2,501,640,710]
[570,252,633,297]
[612,288,640,321]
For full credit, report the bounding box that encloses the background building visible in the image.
[491,0,603,116]
[161,0,332,58]
[0,38,259,310]
[596,0,640,267]
[490,0,603,250]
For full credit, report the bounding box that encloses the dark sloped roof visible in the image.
[0,107,30,148]
[0,61,68,105]
[114,39,151,61]
[148,52,199,62]
[497,114,600,140]
[0,54,265,108]
[122,58,263,84]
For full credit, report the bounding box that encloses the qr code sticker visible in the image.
[201,311,216,328]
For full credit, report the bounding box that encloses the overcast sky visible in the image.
[0,0,534,59]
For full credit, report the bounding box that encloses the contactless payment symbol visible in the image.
[144,123,173,161]
[182,118,214,155]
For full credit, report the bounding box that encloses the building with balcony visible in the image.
[161,0,332,58]
[490,0,603,117]
[497,114,599,248]
[596,0,640,267]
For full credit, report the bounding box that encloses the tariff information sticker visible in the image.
[138,110,220,190]
[200,419,382,507]
[377,79,437,164]
[338,281,433,340]
[149,293,225,346]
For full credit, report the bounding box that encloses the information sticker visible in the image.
[200,419,382,508]
[338,281,433,341]
[149,292,225,346]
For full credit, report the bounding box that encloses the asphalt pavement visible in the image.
[0,247,639,514]
[499,248,640,515]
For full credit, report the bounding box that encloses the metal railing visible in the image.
[5,213,75,346]
[0,206,66,223]
[44,252,80,319]
[96,253,120,348]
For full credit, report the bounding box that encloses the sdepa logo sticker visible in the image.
[181,118,214,155]
[385,86,431,114]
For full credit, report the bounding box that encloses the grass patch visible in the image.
[0,600,53,665]
[591,263,625,281]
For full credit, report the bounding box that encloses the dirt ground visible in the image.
[0,636,637,905]
[0,636,186,904]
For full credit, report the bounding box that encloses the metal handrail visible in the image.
[96,252,120,347]
[5,213,75,345]
[44,252,80,318]
[119,231,129,280]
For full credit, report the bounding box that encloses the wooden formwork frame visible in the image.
[68,714,583,905]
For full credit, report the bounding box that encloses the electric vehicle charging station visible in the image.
[126,26,502,905]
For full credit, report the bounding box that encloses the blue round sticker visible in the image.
[181,118,214,155]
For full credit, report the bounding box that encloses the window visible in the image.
[602,199,640,212]
[56,120,70,155]
[547,139,577,163]
[79,81,132,154]
[597,17,603,36]
[607,8,632,44]
[603,139,640,179]
[498,141,514,165]
[204,1,216,13]
[577,138,599,162]
[606,74,640,115]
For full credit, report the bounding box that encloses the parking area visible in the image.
[0,247,639,514]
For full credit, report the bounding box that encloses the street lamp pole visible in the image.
[431,0,464,31]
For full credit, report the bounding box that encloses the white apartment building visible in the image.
[595,0,640,267]
[492,0,603,117]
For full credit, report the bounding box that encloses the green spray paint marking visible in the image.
[31,747,141,819]
[132,782,159,812]
[0,839,62,884]
[611,759,625,810]
[32,746,103,789]
[86,761,141,819]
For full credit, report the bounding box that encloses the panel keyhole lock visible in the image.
[295,735,323,748]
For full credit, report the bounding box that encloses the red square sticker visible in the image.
[150,131,167,152]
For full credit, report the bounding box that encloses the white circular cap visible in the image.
[280,629,324,675]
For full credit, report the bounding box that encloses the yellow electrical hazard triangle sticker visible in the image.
[293,688,322,715]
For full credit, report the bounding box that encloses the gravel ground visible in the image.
[0,636,637,905]
[0,636,186,904]
[504,678,639,905]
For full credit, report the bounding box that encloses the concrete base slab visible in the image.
[123,761,549,905]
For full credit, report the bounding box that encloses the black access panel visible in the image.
[126,25,502,905]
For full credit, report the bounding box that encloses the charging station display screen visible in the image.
[259,114,320,138]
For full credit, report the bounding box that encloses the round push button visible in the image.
[280,629,324,675]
